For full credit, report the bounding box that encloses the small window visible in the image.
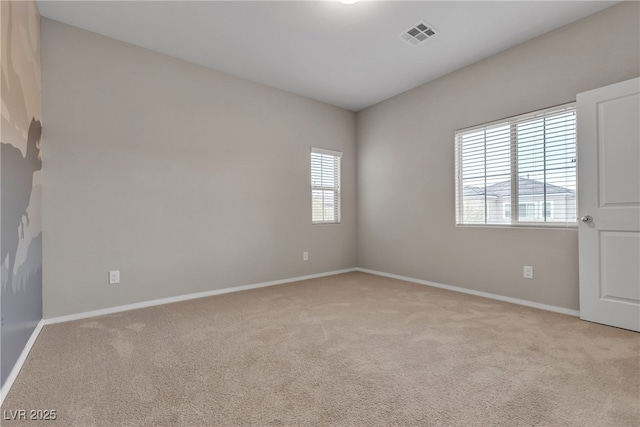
[455,104,577,227]
[311,147,342,224]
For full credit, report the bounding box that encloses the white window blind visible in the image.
[455,104,577,227]
[311,147,342,224]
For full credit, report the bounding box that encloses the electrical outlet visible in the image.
[109,270,120,285]
[303,252,309,261]
[523,266,533,279]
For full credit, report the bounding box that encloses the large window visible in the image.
[311,147,342,224]
[455,104,577,227]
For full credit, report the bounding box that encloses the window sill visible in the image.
[455,223,578,230]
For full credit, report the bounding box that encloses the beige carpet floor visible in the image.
[2,272,639,426]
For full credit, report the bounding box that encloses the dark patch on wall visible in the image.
[2,119,42,290]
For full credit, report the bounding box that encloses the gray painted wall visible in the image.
[41,2,639,319]
[1,0,43,387]
[356,2,640,311]
[41,19,357,318]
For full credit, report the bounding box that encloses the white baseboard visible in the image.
[44,268,358,325]
[356,267,580,317]
[1,266,578,405]
[43,265,579,325]
[0,319,45,407]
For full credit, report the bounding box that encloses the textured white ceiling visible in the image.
[37,1,620,111]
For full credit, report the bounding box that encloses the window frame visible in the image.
[455,103,577,228]
[310,147,342,225]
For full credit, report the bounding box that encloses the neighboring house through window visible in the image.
[311,147,342,224]
[504,200,553,220]
[455,104,577,227]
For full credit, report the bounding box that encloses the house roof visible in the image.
[463,178,575,198]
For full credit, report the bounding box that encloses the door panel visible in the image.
[577,77,640,332]
[600,231,640,302]
[598,94,640,206]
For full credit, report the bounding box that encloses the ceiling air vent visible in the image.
[399,21,437,46]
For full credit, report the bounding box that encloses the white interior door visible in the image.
[577,77,640,332]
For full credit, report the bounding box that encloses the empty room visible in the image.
[1,0,639,425]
